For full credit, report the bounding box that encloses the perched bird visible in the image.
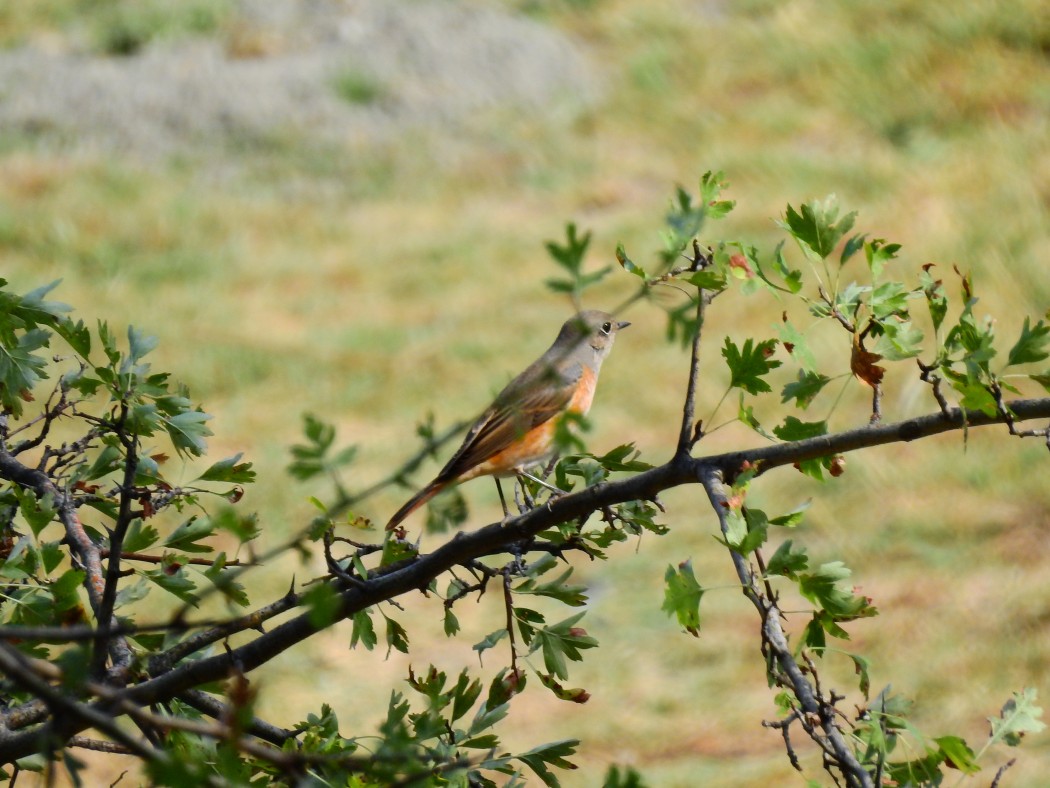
[386,310,629,530]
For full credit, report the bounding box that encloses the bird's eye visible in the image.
[601,321,612,334]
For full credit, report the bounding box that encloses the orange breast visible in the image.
[457,365,599,482]
[461,419,558,479]
[568,365,598,415]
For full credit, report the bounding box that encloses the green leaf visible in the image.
[595,443,653,472]
[114,577,151,609]
[484,670,522,713]
[533,612,598,680]
[686,270,727,291]
[781,370,831,409]
[778,196,857,261]
[380,534,419,566]
[766,539,809,578]
[933,735,979,774]
[663,186,707,259]
[122,520,160,552]
[920,265,948,332]
[449,670,483,723]
[989,688,1046,747]
[385,616,409,655]
[546,223,590,276]
[0,327,50,417]
[18,489,56,537]
[1006,318,1050,367]
[443,607,460,637]
[950,378,998,416]
[869,281,911,319]
[304,584,341,629]
[872,320,924,361]
[721,507,748,549]
[126,325,158,365]
[615,244,647,279]
[49,569,86,612]
[83,442,123,481]
[515,568,588,607]
[350,609,377,650]
[723,337,782,394]
[39,541,64,574]
[55,317,91,358]
[845,652,872,698]
[603,764,649,788]
[840,233,867,266]
[698,170,735,219]
[777,321,817,372]
[798,562,877,624]
[769,500,811,527]
[737,396,776,440]
[197,454,256,484]
[15,280,71,326]
[864,238,901,280]
[162,410,212,457]
[209,507,260,542]
[768,241,803,294]
[773,416,828,442]
[473,628,507,660]
[143,566,200,607]
[202,554,250,607]
[545,224,608,299]
[734,508,769,555]
[1030,372,1050,393]
[662,561,704,636]
[163,517,215,554]
[517,738,580,787]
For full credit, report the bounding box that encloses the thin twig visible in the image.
[676,241,712,456]
[0,641,159,762]
[698,467,872,788]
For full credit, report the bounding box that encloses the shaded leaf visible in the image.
[662,561,704,636]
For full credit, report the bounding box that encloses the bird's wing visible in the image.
[436,362,579,482]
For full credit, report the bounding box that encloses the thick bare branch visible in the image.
[1,397,1049,762]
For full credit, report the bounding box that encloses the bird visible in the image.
[386,310,629,531]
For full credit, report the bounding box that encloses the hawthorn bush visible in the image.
[0,174,1047,786]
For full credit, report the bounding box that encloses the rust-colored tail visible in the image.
[386,479,448,531]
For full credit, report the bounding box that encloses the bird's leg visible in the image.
[507,541,528,575]
[494,477,510,517]
[514,474,535,511]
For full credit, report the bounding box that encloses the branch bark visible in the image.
[1,397,1049,762]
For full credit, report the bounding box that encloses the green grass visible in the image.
[2,0,1049,783]
[331,68,386,106]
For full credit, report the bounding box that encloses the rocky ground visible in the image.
[0,0,600,159]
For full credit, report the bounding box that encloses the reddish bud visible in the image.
[829,456,846,477]
[729,253,755,278]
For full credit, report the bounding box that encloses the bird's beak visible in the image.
[617,321,631,330]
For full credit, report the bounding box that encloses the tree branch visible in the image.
[698,467,872,787]
[1,397,1049,762]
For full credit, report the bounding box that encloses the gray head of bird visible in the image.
[558,310,631,358]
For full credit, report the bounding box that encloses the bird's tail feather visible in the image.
[386,480,447,531]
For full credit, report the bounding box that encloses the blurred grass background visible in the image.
[1,0,1049,784]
